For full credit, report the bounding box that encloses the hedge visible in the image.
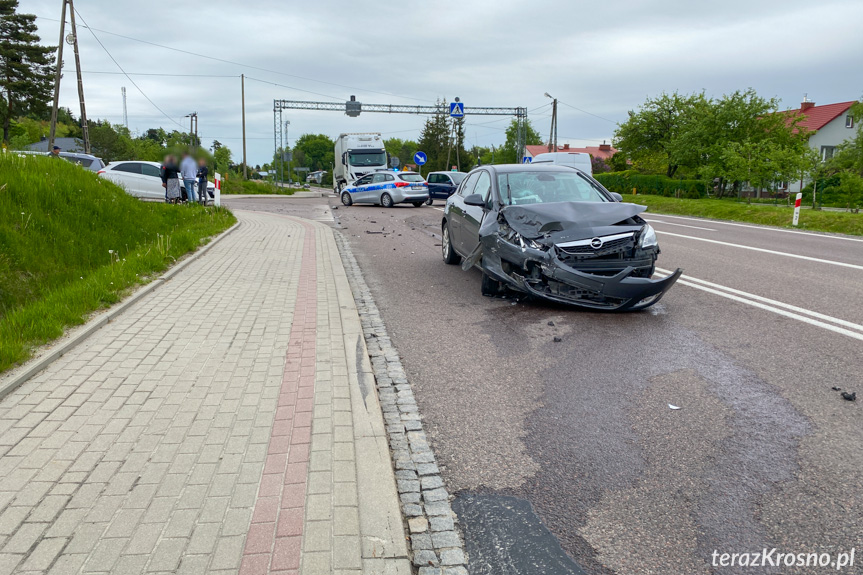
[595,171,708,199]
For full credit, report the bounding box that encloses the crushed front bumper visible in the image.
[483,239,682,311]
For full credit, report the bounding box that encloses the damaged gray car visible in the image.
[441,164,682,311]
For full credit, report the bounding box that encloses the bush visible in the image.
[595,171,708,198]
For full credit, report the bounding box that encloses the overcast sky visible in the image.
[28,0,863,165]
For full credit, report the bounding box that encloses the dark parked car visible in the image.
[425,171,466,205]
[441,164,681,311]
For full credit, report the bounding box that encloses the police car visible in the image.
[339,171,428,208]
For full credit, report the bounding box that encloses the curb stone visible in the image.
[0,220,241,401]
[333,230,469,574]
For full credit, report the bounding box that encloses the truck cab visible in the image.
[333,133,388,192]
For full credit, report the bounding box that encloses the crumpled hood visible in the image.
[500,201,647,240]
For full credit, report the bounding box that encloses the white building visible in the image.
[789,99,858,193]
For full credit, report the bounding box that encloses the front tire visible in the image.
[442,223,461,265]
[381,193,394,208]
[341,191,353,206]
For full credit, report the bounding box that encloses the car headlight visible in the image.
[639,224,658,248]
[499,223,545,250]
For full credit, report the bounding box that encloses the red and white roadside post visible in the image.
[214,173,222,207]
[792,192,802,227]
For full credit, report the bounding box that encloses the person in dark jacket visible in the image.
[161,155,181,203]
[197,158,211,203]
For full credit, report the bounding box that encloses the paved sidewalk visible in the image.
[0,211,410,574]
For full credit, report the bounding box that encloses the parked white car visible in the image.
[98,160,214,201]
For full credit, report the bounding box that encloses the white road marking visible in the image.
[644,219,715,231]
[647,213,863,243]
[656,267,863,341]
[433,207,445,212]
[655,231,863,271]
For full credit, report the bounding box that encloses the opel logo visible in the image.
[590,237,604,249]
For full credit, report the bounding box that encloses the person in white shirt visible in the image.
[180,152,198,203]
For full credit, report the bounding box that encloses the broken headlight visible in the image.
[499,223,545,250]
[639,224,658,248]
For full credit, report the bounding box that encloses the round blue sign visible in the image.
[413,151,428,166]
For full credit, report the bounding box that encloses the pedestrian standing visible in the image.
[197,158,210,204]
[180,152,198,203]
[161,155,181,204]
[50,145,61,158]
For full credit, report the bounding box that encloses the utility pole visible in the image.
[67,0,90,153]
[121,87,128,129]
[48,0,68,149]
[241,74,247,179]
[545,92,557,152]
[185,112,197,148]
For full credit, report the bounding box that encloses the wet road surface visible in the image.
[226,195,863,575]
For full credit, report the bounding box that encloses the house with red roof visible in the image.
[523,142,617,162]
[786,98,857,193]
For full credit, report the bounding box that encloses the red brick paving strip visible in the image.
[240,221,317,575]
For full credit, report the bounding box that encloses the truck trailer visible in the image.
[333,133,387,192]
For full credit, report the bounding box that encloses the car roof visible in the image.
[473,163,584,174]
[59,151,101,160]
[106,160,162,167]
[428,171,466,175]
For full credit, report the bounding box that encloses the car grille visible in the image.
[557,236,633,256]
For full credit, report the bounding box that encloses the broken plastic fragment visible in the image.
[547,321,555,327]
[841,392,856,402]
[831,386,841,391]
[668,404,682,410]
[553,336,562,343]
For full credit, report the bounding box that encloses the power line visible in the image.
[83,71,239,78]
[558,100,617,124]
[35,14,431,103]
[243,76,344,102]
[72,9,184,128]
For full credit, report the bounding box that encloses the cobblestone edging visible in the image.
[334,231,468,575]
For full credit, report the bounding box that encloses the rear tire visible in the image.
[425,197,434,206]
[412,201,423,207]
[481,272,503,297]
[341,191,353,206]
[441,223,460,265]
[381,193,394,208]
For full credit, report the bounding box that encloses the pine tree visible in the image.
[417,99,450,172]
[0,0,55,143]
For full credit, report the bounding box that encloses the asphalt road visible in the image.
[225,195,863,575]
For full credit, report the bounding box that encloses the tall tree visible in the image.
[613,91,708,177]
[495,119,542,164]
[417,100,450,172]
[293,133,334,171]
[0,0,55,142]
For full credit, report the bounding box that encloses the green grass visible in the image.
[621,194,863,236]
[221,178,299,195]
[0,152,236,372]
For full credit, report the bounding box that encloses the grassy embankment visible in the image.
[622,194,863,236]
[221,177,301,195]
[0,153,236,372]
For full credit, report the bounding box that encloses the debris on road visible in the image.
[547,321,555,326]
[668,404,682,410]
[553,336,562,343]
[841,392,856,401]
[831,386,842,391]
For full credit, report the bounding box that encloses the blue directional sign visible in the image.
[450,102,465,118]
[414,151,428,166]
[522,156,533,164]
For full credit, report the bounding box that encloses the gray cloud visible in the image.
[29,0,863,165]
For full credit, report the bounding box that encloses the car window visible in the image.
[62,155,93,168]
[384,174,394,182]
[458,173,479,197]
[113,163,142,174]
[450,173,466,184]
[428,174,442,184]
[496,171,610,205]
[397,174,424,183]
[141,164,161,178]
[355,175,373,186]
[473,171,491,201]
[371,173,387,184]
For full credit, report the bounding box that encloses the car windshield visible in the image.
[348,150,386,167]
[496,171,610,205]
[398,174,424,182]
[450,173,466,184]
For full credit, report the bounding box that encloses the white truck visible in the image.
[333,133,388,192]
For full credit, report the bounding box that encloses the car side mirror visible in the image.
[610,192,623,202]
[464,193,486,207]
